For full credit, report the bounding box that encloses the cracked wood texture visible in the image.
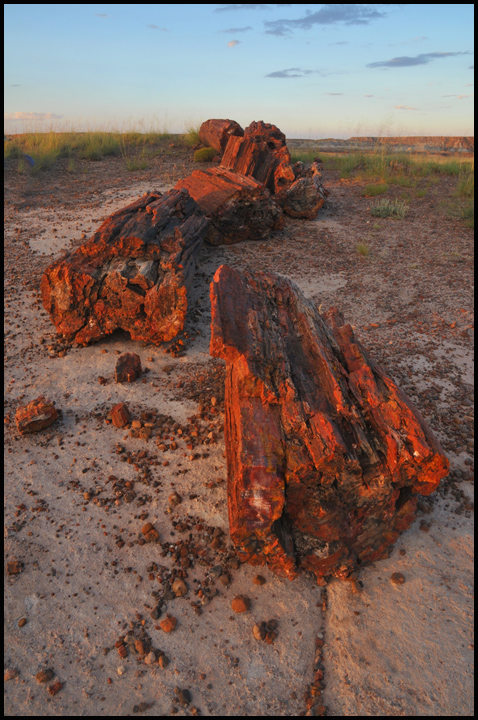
[198,118,244,154]
[210,265,449,580]
[41,189,209,345]
[174,167,283,246]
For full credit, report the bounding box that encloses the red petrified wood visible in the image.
[15,396,58,434]
[198,119,244,154]
[115,353,142,383]
[210,265,449,580]
[175,167,283,246]
[41,189,209,345]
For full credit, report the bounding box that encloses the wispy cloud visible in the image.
[228,40,240,47]
[265,67,316,78]
[221,26,253,32]
[329,40,348,46]
[470,65,474,69]
[325,92,343,96]
[368,51,470,68]
[4,111,63,121]
[94,14,109,18]
[146,24,167,31]
[395,105,418,110]
[265,5,389,37]
[9,84,21,87]
[215,4,292,12]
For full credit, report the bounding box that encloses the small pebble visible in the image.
[390,572,406,585]
[160,615,177,632]
[231,595,250,613]
[252,575,266,586]
[144,650,157,665]
[117,665,126,675]
[4,668,20,682]
[36,668,54,683]
[18,617,27,627]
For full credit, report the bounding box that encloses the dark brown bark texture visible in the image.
[174,167,284,246]
[210,265,449,580]
[41,189,209,345]
[198,119,244,153]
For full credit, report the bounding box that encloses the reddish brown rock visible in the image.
[15,396,58,435]
[198,118,244,154]
[115,352,142,383]
[276,161,330,219]
[210,265,449,580]
[221,135,281,193]
[41,189,209,345]
[110,402,131,428]
[175,167,283,246]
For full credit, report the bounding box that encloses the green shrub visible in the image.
[194,147,216,163]
[370,198,409,219]
[356,242,370,257]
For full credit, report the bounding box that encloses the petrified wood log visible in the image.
[210,265,449,580]
[221,135,280,193]
[41,189,209,345]
[174,167,283,246]
[198,119,244,154]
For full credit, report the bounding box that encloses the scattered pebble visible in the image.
[231,595,250,613]
[35,668,54,683]
[390,572,406,585]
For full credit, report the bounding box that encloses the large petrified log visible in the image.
[174,167,283,246]
[198,118,244,154]
[210,265,449,580]
[41,189,209,345]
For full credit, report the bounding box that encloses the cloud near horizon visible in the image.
[4,111,63,121]
[228,40,240,47]
[368,51,470,68]
[395,105,418,110]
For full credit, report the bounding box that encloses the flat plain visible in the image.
[4,136,474,716]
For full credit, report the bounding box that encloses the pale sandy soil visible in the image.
[4,147,474,716]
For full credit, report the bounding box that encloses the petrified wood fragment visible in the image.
[15,396,58,434]
[210,265,449,580]
[220,136,280,193]
[175,167,283,246]
[198,118,244,154]
[41,189,209,345]
[115,353,142,383]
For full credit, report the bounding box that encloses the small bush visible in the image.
[370,198,409,219]
[356,242,370,257]
[194,147,217,163]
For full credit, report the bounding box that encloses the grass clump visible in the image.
[194,147,216,163]
[356,242,370,257]
[461,201,474,228]
[184,121,201,148]
[370,198,409,219]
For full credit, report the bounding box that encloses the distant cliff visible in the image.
[288,137,474,154]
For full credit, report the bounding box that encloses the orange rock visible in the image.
[209,265,449,581]
[198,118,244,153]
[110,402,131,428]
[160,615,177,632]
[15,396,58,434]
[115,353,142,383]
[41,189,209,345]
[231,595,250,613]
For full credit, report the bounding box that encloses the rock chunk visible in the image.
[198,119,244,154]
[175,167,283,245]
[115,353,142,383]
[209,265,449,580]
[41,189,209,345]
[15,396,58,434]
[110,402,131,428]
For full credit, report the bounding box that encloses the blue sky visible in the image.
[4,4,474,138]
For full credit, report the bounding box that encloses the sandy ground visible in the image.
[4,149,474,716]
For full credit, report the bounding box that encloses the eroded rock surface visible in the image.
[15,396,58,434]
[210,265,449,580]
[175,167,284,246]
[41,189,209,345]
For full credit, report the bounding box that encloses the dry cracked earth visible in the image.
[4,145,474,716]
